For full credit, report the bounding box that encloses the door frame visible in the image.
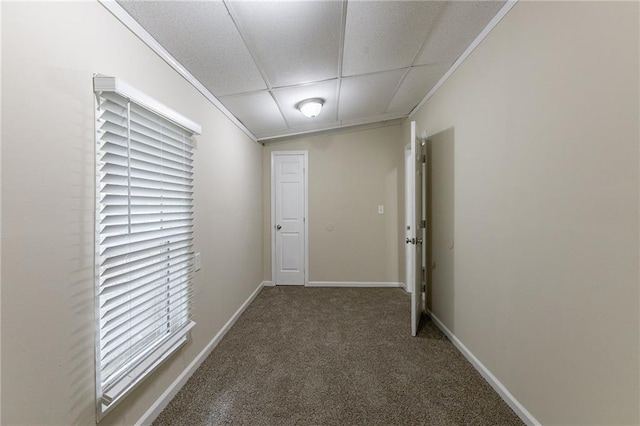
[270,150,309,286]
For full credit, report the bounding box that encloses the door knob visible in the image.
[406,238,415,244]
[276,224,282,230]
[416,238,423,245]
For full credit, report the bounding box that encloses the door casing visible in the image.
[271,150,309,286]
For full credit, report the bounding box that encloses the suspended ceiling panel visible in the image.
[386,62,453,114]
[220,91,287,135]
[227,1,343,88]
[415,1,506,65]
[342,1,446,77]
[116,0,507,141]
[339,69,407,121]
[117,0,266,97]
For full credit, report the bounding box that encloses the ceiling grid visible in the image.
[117,0,507,142]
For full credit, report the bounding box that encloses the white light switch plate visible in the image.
[378,205,384,214]
[194,252,201,271]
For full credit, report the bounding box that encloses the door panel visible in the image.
[281,182,299,219]
[273,153,306,285]
[281,233,300,270]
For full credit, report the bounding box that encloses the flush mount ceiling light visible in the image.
[297,98,324,118]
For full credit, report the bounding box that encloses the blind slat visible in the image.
[100,226,193,252]
[100,194,193,207]
[100,204,193,217]
[100,269,192,311]
[101,320,194,396]
[102,218,193,237]
[129,140,193,165]
[101,253,193,288]
[100,211,193,227]
[99,258,193,296]
[101,292,192,351]
[101,174,193,192]
[101,238,193,269]
[100,235,193,263]
[130,101,191,140]
[129,127,193,156]
[101,161,193,180]
[102,245,192,277]
[101,300,190,369]
[101,275,191,324]
[100,184,194,199]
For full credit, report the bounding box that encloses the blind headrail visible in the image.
[94,75,202,135]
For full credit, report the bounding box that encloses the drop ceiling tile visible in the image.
[386,62,452,114]
[228,1,343,88]
[117,0,266,96]
[338,69,407,121]
[415,1,506,65]
[342,1,446,77]
[273,80,338,128]
[219,91,287,134]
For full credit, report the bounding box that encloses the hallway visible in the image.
[153,287,522,425]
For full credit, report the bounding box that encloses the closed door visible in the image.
[272,152,307,285]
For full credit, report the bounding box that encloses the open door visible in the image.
[407,122,425,336]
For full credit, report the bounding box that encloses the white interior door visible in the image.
[410,122,425,336]
[272,152,307,285]
[405,144,415,296]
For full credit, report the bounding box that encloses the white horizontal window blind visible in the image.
[93,76,201,419]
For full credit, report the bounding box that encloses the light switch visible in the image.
[194,252,202,272]
[378,205,384,214]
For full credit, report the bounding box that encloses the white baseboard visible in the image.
[262,280,274,287]
[135,282,265,426]
[427,311,541,426]
[307,281,403,288]
[398,281,407,291]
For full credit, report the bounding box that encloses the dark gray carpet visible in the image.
[153,287,523,425]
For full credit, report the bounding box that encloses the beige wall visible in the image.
[0,1,3,421]
[263,125,405,283]
[1,2,263,425]
[411,1,639,424]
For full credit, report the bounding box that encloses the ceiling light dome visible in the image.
[297,98,324,118]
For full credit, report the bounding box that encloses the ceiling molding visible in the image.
[409,0,518,119]
[98,0,259,143]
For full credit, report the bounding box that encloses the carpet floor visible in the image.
[153,287,523,425]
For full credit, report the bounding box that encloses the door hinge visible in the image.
[421,283,426,292]
[420,220,426,228]
[422,154,426,163]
